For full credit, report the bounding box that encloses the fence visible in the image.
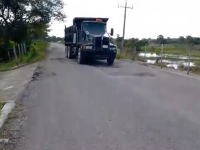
[0,43,29,64]
[120,44,200,75]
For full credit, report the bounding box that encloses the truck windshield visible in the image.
[82,22,106,35]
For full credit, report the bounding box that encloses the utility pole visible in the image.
[118,0,133,52]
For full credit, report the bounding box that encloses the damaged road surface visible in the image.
[1,43,200,150]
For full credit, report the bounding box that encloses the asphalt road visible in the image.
[17,43,200,150]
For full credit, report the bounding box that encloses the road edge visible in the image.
[0,63,38,129]
[118,59,200,80]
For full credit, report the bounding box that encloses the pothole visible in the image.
[110,72,156,77]
[133,72,156,77]
[50,58,67,63]
[31,66,44,81]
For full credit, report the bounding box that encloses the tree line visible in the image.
[46,36,63,42]
[112,34,200,50]
[0,0,66,61]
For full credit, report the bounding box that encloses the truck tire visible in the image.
[68,46,72,59]
[65,46,68,58]
[78,49,84,64]
[107,58,114,65]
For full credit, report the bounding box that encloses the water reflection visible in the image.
[139,52,196,69]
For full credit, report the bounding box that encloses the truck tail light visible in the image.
[82,46,92,49]
[82,46,86,50]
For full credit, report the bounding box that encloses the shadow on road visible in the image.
[86,59,121,68]
[50,57,121,68]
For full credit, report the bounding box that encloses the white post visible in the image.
[13,46,18,65]
[23,43,26,53]
[160,44,163,68]
[145,44,147,58]
[18,44,21,56]
[187,44,192,75]
[7,51,10,60]
[21,44,24,55]
[134,46,137,60]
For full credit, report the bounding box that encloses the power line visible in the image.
[118,0,133,52]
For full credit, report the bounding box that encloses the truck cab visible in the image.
[65,17,117,65]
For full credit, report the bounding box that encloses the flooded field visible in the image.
[139,52,197,69]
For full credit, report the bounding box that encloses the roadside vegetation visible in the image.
[116,53,146,62]
[113,34,200,76]
[0,42,49,71]
[0,101,6,114]
[0,0,66,71]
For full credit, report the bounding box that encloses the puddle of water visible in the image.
[140,52,198,70]
[140,52,200,60]
[167,64,179,69]
[139,53,159,58]
[166,62,195,69]
[182,62,195,67]
[147,60,156,64]
[146,59,195,69]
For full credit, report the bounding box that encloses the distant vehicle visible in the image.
[64,17,117,65]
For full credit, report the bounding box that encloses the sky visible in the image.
[49,0,200,39]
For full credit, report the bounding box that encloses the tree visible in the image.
[116,34,122,48]
[178,36,185,43]
[157,35,165,44]
[186,35,193,44]
[0,0,66,43]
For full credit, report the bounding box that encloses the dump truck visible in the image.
[64,17,117,65]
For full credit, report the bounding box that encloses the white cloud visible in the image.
[49,0,200,39]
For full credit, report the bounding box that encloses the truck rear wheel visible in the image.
[68,46,72,59]
[78,49,84,64]
[65,46,68,58]
[107,58,114,65]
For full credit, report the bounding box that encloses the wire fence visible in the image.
[0,43,30,64]
[120,44,200,75]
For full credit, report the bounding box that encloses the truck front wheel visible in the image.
[78,49,84,64]
[107,58,114,65]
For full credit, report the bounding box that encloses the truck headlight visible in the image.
[86,46,92,49]
[110,47,116,50]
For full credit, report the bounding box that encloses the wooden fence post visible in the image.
[21,44,24,55]
[23,43,26,53]
[160,44,163,68]
[7,51,10,60]
[13,45,18,65]
[18,44,21,56]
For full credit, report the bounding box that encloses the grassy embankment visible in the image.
[116,51,147,62]
[140,45,200,74]
[0,42,49,72]
[140,45,200,58]
[0,101,6,114]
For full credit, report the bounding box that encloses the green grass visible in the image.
[178,65,200,75]
[0,60,18,72]
[154,62,168,68]
[116,53,127,59]
[140,46,200,58]
[190,67,200,75]
[0,42,49,72]
[116,53,147,62]
[0,101,6,114]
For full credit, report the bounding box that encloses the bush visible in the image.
[0,41,49,71]
[116,53,127,59]
[21,42,49,63]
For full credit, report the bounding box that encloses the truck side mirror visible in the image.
[73,26,76,32]
[111,28,114,36]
